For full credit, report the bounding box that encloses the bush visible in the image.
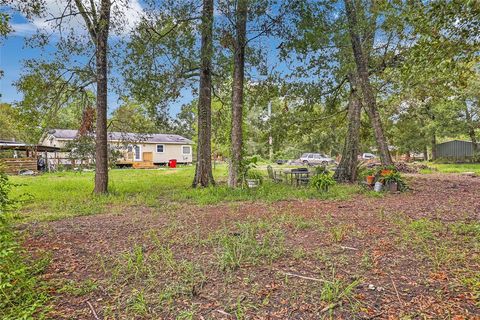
[246,169,264,183]
[0,170,49,319]
[310,173,336,192]
[0,170,16,214]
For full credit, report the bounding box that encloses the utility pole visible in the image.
[268,101,273,161]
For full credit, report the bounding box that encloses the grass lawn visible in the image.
[429,163,480,174]
[4,164,479,319]
[10,165,360,222]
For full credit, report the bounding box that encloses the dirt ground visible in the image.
[24,174,480,319]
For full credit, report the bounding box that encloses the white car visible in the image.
[299,153,334,165]
[362,153,377,160]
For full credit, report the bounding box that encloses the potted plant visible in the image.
[365,168,375,185]
[310,173,336,193]
[383,171,404,192]
[380,165,396,177]
[245,169,263,188]
[241,156,261,188]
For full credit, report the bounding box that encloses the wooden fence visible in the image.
[0,158,37,175]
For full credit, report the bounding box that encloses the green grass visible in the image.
[10,165,361,222]
[58,278,98,297]
[9,163,480,223]
[426,163,480,174]
[213,221,285,271]
[100,237,206,318]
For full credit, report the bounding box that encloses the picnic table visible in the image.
[283,168,310,186]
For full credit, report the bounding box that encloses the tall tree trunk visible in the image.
[343,0,393,166]
[228,0,248,188]
[431,134,437,160]
[334,75,361,182]
[193,0,215,187]
[423,145,428,161]
[93,0,111,194]
[465,105,479,154]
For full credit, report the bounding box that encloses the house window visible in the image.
[134,145,141,160]
[182,146,191,155]
[156,144,165,153]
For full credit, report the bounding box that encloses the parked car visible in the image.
[299,153,334,165]
[275,159,288,165]
[362,153,377,160]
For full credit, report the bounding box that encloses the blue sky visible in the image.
[1,14,40,104]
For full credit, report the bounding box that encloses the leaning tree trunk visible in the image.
[363,103,392,165]
[334,75,362,183]
[344,0,393,166]
[93,0,111,194]
[228,0,248,188]
[193,0,215,187]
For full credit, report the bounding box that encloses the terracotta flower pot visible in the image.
[366,175,375,185]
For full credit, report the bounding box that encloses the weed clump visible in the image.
[215,221,285,271]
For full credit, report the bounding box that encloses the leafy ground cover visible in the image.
[0,171,50,320]
[13,167,480,319]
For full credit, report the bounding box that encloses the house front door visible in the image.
[143,152,153,162]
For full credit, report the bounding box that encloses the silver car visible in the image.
[299,153,334,165]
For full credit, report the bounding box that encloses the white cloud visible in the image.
[10,22,38,36]
[11,0,143,37]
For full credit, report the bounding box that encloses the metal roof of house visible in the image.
[0,141,61,152]
[47,129,194,144]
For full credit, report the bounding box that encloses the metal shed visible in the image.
[435,140,479,160]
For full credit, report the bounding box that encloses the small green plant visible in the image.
[406,218,441,241]
[320,268,361,308]
[240,156,260,186]
[246,169,264,183]
[176,307,196,320]
[329,224,349,243]
[59,279,98,296]
[310,173,336,193]
[450,221,480,241]
[360,252,374,270]
[461,273,480,305]
[380,164,396,172]
[383,171,406,191]
[292,247,307,260]
[215,222,284,271]
[314,166,329,175]
[127,289,149,315]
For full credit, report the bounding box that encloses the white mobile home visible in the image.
[42,129,193,167]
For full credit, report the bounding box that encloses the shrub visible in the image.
[246,169,264,183]
[314,166,329,175]
[0,170,49,319]
[310,174,336,193]
[0,170,15,214]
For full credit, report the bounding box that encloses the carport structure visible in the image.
[0,140,60,174]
